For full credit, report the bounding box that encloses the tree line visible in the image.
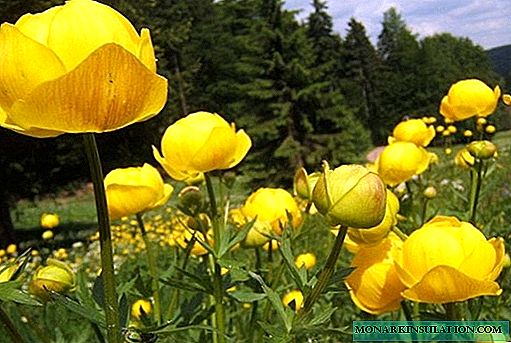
[0,0,500,241]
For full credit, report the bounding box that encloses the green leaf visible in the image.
[218,219,255,258]
[279,238,306,291]
[50,292,105,326]
[0,281,40,305]
[160,277,211,295]
[228,290,266,303]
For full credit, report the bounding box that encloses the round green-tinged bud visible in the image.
[423,186,437,199]
[312,162,386,228]
[293,168,321,200]
[467,140,497,159]
[178,186,203,215]
[29,259,76,301]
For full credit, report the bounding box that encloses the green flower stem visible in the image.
[392,226,408,240]
[302,225,348,315]
[420,199,429,226]
[468,160,484,224]
[83,134,120,343]
[204,173,226,343]
[0,304,25,343]
[136,213,162,325]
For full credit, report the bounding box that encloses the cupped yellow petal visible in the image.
[138,28,156,73]
[391,119,435,147]
[487,237,506,281]
[151,183,173,209]
[229,129,252,168]
[401,265,502,303]
[377,142,430,186]
[42,0,140,70]
[106,184,161,220]
[10,43,167,135]
[0,24,66,110]
[15,6,61,46]
[152,145,192,181]
[191,126,238,171]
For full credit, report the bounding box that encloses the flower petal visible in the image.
[106,184,161,220]
[228,129,252,168]
[191,126,238,171]
[138,28,156,73]
[0,23,66,110]
[401,265,502,304]
[10,43,167,135]
[152,183,173,209]
[153,145,193,181]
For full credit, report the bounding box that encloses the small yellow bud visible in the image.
[467,140,497,159]
[423,186,437,199]
[282,290,304,312]
[444,148,452,155]
[442,130,451,137]
[0,250,5,258]
[242,220,272,248]
[463,130,473,137]
[447,125,457,134]
[42,230,54,240]
[294,253,317,270]
[476,117,487,126]
[131,299,152,320]
[40,213,60,229]
[503,254,511,268]
[313,162,386,228]
[29,259,75,301]
[436,125,445,133]
[178,186,204,214]
[503,94,511,106]
[6,244,16,255]
[485,125,496,134]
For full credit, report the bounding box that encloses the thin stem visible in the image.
[83,134,120,343]
[468,160,484,225]
[136,213,162,325]
[205,174,218,219]
[420,199,429,226]
[0,305,25,343]
[392,226,408,241]
[302,225,348,315]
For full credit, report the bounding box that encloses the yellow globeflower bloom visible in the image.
[153,111,251,181]
[485,125,496,134]
[131,299,152,320]
[42,230,54,240]
[294,252,317,270]
[394,216,505,304]
[6,244,16,255]
[282,290,304,312]
[389,119,435,147]
[345,233,405,315]
[463,130,473,137]
[454,148,475,168]
[503,94,511,106]
[377,142,430,186]
[313,163,386,228]
[447,125,457,134]
[440,79,500,121]
[347,190,399,245]
[0,0,167,137]
[29,259,76,301]
[104,163,173,220]
[241,188,302,235]
[436,125,445,133]
[40,213,59,229]
[230,208,273,248]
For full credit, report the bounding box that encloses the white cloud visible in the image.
[284,0,511,49]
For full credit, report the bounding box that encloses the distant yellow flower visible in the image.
[503,94,511,106]
[389,119,435,147]
[436,125,445,133]
[241,188,302,235]
[0,0,167,137]
[444,148,452,155]
[29,259,75,301]
[6,244,16,255]
[40,213,59,229]
[42,230,54,240]
[313,163,386,228]
[230,209,273,248]
[153,111,251,181]
[440,79,500,121]
[455,148,475,168]
[464,130,473,137]
[485,125,496,134]
[294,253,317,270]
[347,190,399,245]
[131,299,152,320]
[104,163,173,220]
[0,264,17,283]
[377,142,430,186]
[282,290,304,312]
[423,186,437,199]
[394,216,505,303]
[345,233,405,315]
[477,117,488,126]
[447,125,457,134]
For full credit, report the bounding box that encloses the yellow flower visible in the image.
[104,163,173,220]
[454,148,475,168]
[293,168,321,201]
[6,244,16,255]
[230,208,273,248]
[347,190,399,245]
[0,0,167,137]
[282,290,304,312]
[345,233,405,315]
[447,125,457,134]
[294,252,317,270]
[176,230,210,256]
[377,142,430,186]
[463,129,473,137]
[503,94,511,106]
[389,119,435,147]
[0,264,17,283]
[153,111,251,181]
[29,258,76,301]
[393,216,505,303]
[467,140,497,160]
[40,213,59,229]
[444,147,452,155]
[131,299,152,320]
[485,125,496,134]
[241,188,302,235]
[422,186,437,199]
[313,163,386,228]
[440,79,500,121]
[42,230,54,240]
[436,125,445,133]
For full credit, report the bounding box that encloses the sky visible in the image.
[284,0,511,50]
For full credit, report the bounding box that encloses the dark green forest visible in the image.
[0,0,505,241]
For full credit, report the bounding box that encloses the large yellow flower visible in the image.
[0,0,167,137]
[345,233,405,315]
[104,163,173,220]
[440,79,500,121]
[394,216,505,303]
[377,142,431,186]
[389,118,435,147]
[153,111,251,181]
[241,188,302,235]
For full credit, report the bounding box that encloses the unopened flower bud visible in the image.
[454,148,475,168]
[467,140,497,159]
[294,168,321,201]
[178,186,203,215]
[42,230,54,240]
[29,259,75,301]
[40,213,60,229]
[312,162,386,228]
[423,186,437,199]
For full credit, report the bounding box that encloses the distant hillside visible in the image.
[487,44,511,83]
